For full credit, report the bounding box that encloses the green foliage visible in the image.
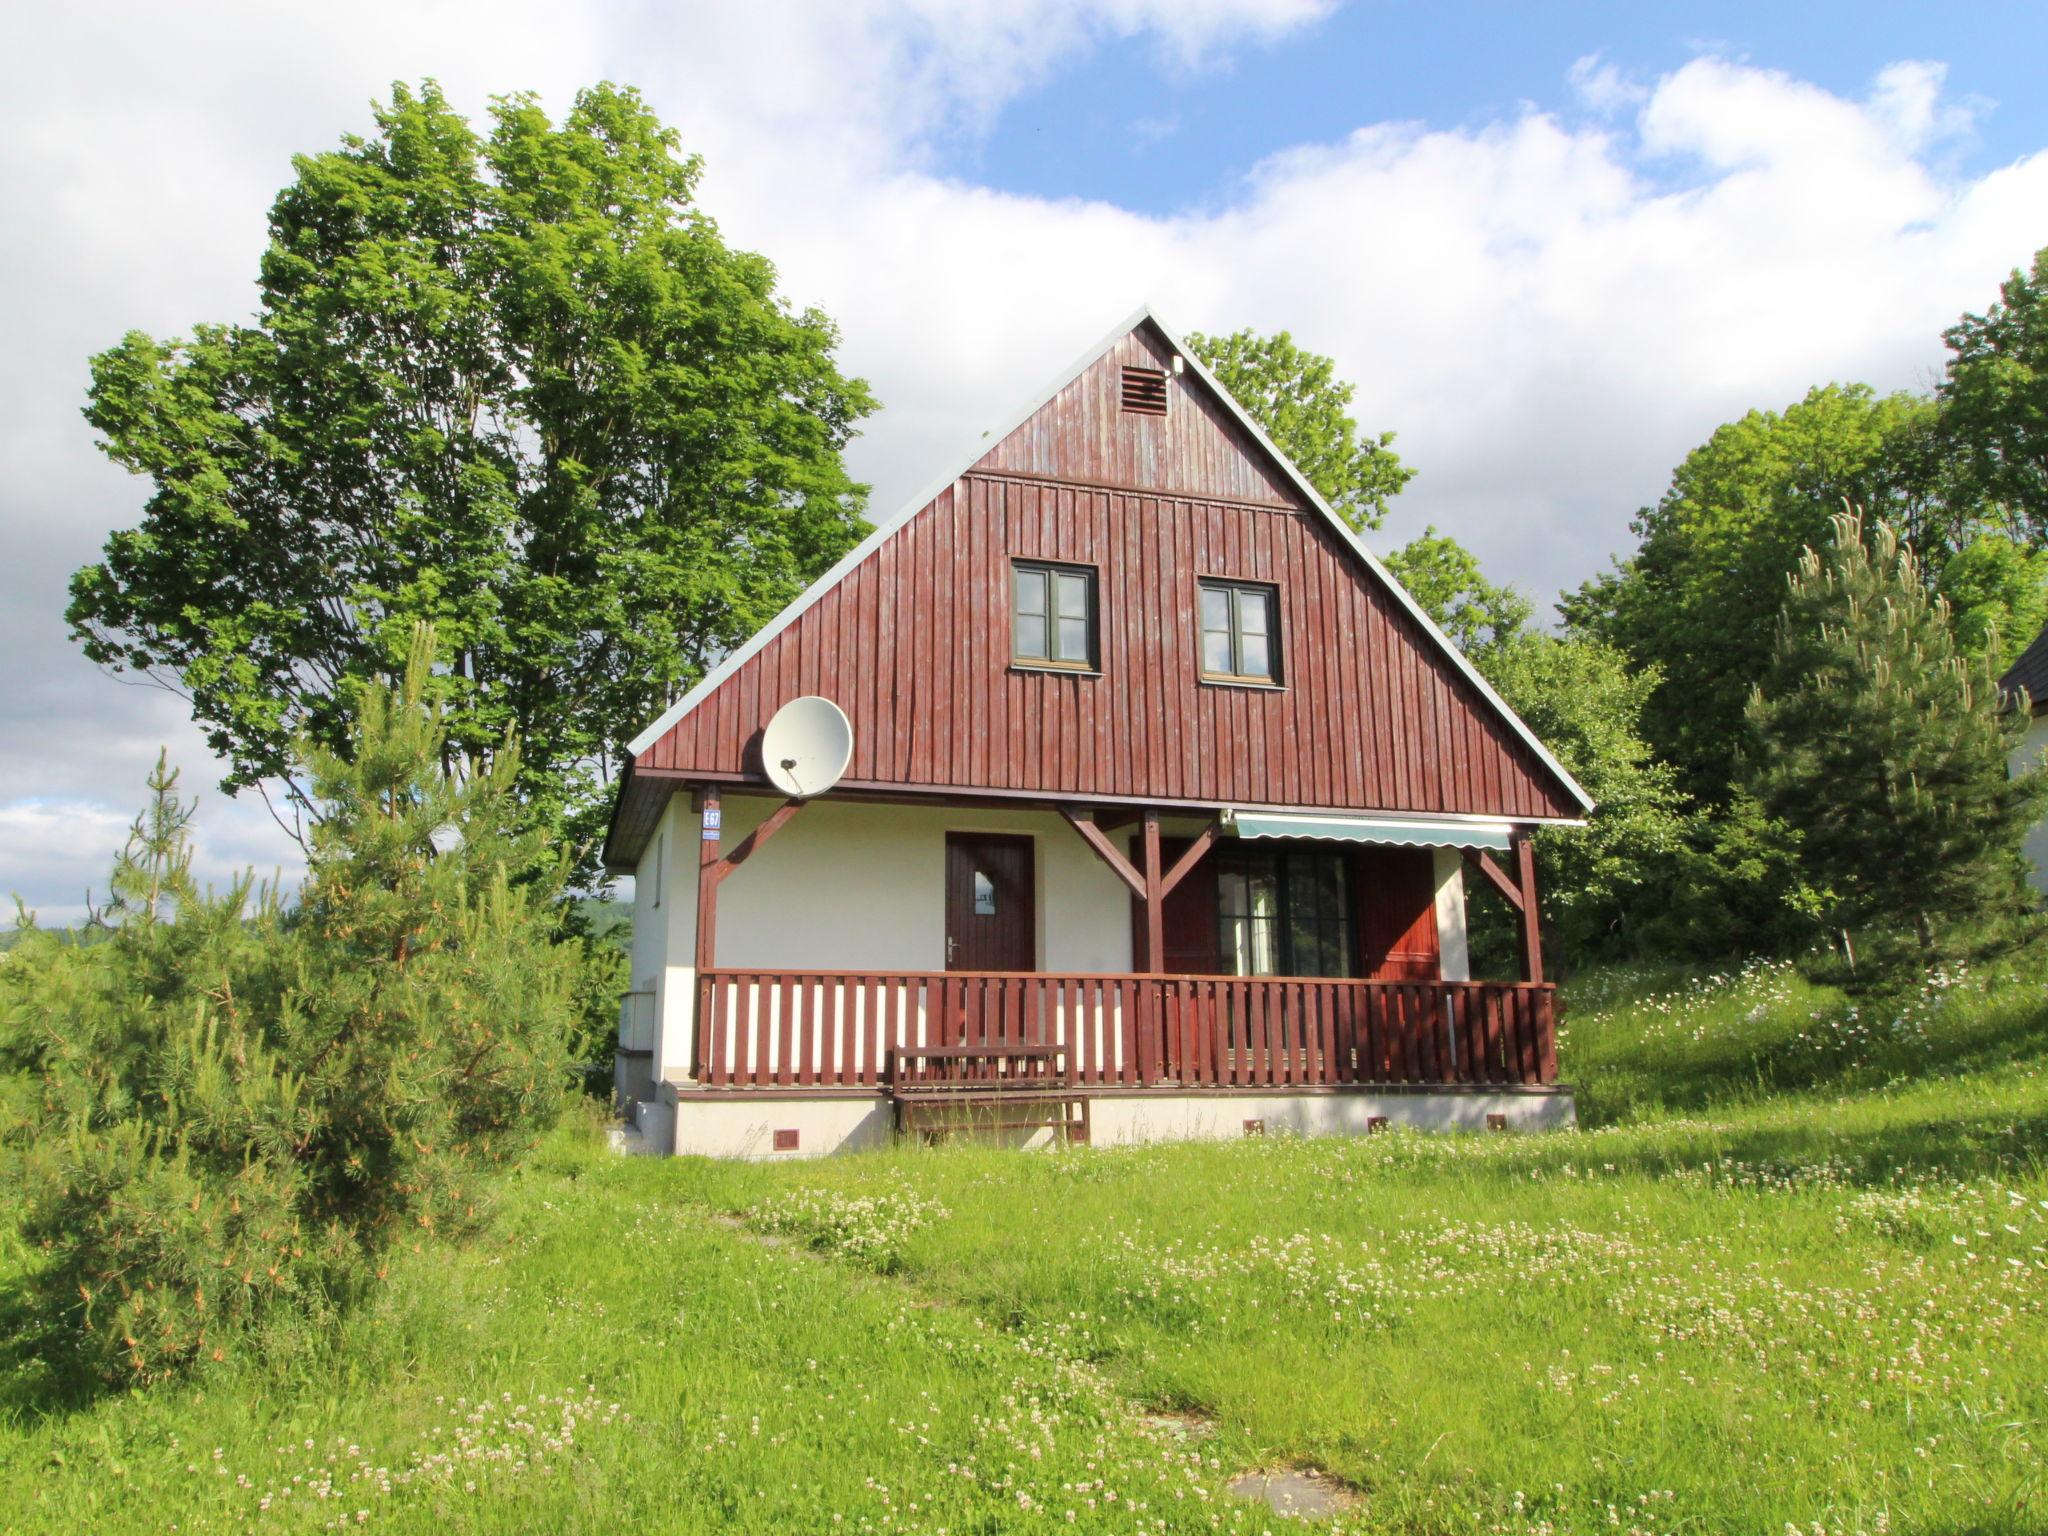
[0,637,581,1385]
[1382,524,1533,653]
[1373,521,1685,966]
[1746,512,2048,966]
[1564,384,1949,806]
[1935,529,2048,667]
[69,81,875,876]
[1941,244,2048,544]
[1631,790,1817,961]
[3,940,2045,1531]
[1480,634,1687,958]
[1183,327,1413,531]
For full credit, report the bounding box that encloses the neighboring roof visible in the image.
[2001,619,2048,716]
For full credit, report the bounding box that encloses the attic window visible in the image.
[1121,365,1168,415]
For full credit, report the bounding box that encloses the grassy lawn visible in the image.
[3,949,2044,1533]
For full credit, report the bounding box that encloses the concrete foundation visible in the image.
[659,1082,1574,1159]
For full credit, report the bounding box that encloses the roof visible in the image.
[605,305,1594,869]
[2001,618,2048,716]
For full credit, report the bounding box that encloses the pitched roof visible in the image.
[2001,617,2048,716]
[621,304,1594,820]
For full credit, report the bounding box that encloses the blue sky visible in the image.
[954,4,2042,211]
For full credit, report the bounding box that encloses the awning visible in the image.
[1226,810,1514,852]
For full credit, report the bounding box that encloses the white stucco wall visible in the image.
[2016,713,2048,896]
[705,793,1139,974]
[660,1085,1573,1159]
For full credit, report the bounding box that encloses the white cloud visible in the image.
[1568,52,1648,116]
[2,2,2044,914]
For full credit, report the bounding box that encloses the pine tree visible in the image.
[2,628,582,1384]
[1746,510,2048,966]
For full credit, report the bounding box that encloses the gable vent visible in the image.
[1120,365,1168,415]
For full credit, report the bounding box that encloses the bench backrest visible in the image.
[892,1043,1065,1086]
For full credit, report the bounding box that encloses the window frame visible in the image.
[1196,577,1283,687]
[1010,558,1101,673]
[1214,846,1355,979]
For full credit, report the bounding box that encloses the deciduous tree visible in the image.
[70,82,875,873]
[1941,245,2048,545]
[1563,385,1945,805]
[1184,327,1412,531]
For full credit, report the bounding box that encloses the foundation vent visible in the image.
[1485,1113,1508,1133]
[1367,1116,1390,1135]
[1242,1118,1265,1137]
[772,1128,800,1152]
[1121,365,1168,415]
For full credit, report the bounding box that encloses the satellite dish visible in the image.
[760,696,853,799]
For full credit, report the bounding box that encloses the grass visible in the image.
[2,947,2045,1534]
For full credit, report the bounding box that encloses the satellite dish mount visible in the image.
[760,696,854,800]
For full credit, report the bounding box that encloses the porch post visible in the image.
[1139,808,1164,973]
[1512,830,1544,985]
[692,787,722,1080]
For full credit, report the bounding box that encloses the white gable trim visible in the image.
[625,305,1594,818]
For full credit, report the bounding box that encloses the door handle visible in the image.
[946,935,958,965]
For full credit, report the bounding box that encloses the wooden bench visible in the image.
[889,1044,1090,1145]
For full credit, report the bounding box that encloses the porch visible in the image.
[621,785,1569,1154]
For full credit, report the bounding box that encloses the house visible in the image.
[603,307,1593,1158]
[2002,619,2048,894]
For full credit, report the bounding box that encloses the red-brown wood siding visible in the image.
[1354,847,1441,981]
[641,473,1577,818]
[976,327,1293,506]
[633,317,1579,824]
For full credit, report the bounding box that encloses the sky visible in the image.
[3,0,2046,923]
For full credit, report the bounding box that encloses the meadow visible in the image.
[1,949,2043,1534]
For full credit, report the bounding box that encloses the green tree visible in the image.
[2,634,583,1384]
[1481,634,1687,958]
[1382,525,1533,654]
[1371,523,1686,963]
[1941,245,2048,544]
[1937,532,2048,667]
[69,81,875,871]
[1563,384,1946,804]
[1745,512,2047,965]
[1185,327,1413,531]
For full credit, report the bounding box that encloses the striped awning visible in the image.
[1226,811,1514,852]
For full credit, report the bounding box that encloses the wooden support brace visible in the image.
[1160,819,1220,897]
[1462,847,1525,913]
[1062,807,1147,898]
[711,796,805,885]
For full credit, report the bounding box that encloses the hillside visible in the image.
[1,949,2044,1533]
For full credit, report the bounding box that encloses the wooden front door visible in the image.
[944,834,1035,972]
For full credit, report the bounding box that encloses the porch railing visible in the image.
[692,970,1557,1091]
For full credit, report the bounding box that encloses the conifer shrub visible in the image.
[0,639,583,1384]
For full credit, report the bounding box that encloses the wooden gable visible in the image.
[977,324,1293,506]
[612,314,1586,864]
